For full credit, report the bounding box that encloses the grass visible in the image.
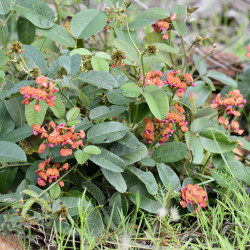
[37,180,248,250]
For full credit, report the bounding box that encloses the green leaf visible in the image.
[172,3,186,19]
[95,52,111,60]
[89,147,126,173]
[101,168,127,193]
[143,85,169,120]
[153,142,187,163]
[17,17,36,44]
[49,93,65,118]
[67,120,80,126]
[59,54,81,77]
[0,0,14,14]
[14,0,56,29]
[22,45,47,74]
[195,106,217,119]
[193,54,207,75]
[120,82,143,98]
[87,121,128,144]
[0,141,26,162]
[26,161,42,184]
[199,127,238,154]
[129,166,158,195]
[184,81,210,107]
[113,39,137,63]
[156,163,181,191]
[172,20,187,35]
[0,124,33,142]
[110,142,147,165]
[129,8,169,28]
[70,9,107,39]
[21,198,36,216]
[89,105,126,120]
[74,150,89,165]
[91,57,109,72]
[6,80,35,97]
[140,154,156,167]
[37,24,75,47]
[110,192,128,214]
[107,89,132,105]
[83,146,101,155]
[25,99,48,126]
[49,184,61,199]
[207,71,237,87]
[22,189,39,198]
[75,117,93,131]
[230,136,250,151]
[70,48,92,56]
[66,107,80,121]
[118,131,141,149]
[128,183,162,213]
[89,148,125,172]
[185,131,203,164]
[128,18,152,29]
[0,167,18,193]
[79,71,118,90]
[82,181,105,204]
[144,32,165,45]
[191,117,212,133]
[5,96,26,127]
[67,83,90,107]
[0,101,15,136]
[228,161,250,185]
[153,43,178,54]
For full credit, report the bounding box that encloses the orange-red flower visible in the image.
[180,184,207,214]
[143,104,188,145]
[38,143,47,154]
[35,159,70,187]
[166,71,196,98]
[145,71,164,88]
[59,181,64,188]
[20,76,58,112]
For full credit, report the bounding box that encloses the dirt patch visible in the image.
[0,234,22,250]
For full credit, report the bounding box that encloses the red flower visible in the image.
[180,184,207,213]
[33,104,41,112]
[59,181,64,188]
[38,143,47,154]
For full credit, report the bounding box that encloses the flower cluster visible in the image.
[32,121,85,157]
[219,118,244,137]
[245,42,250,59]
[152,14,177,40]
[5,41,24,55]
[180,184,207,214]
[111,49,126,67]
[144,70,164,87]
[36,158,69,187]
[211,90,245,145]
[210,89,246,116]
[143,104,188,144]
[165,70,196,98]
[20,76,58,112]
